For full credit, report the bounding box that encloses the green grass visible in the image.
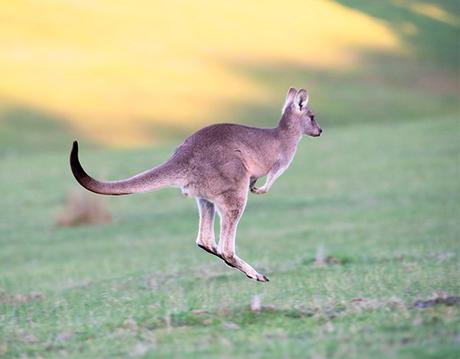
[1,115,459,358]
[1,2,459,357]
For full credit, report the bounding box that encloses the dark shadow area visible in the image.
[220,54,459,131]
[217,1,459,130]
[1,1,458,152]
[142,119,193,144]
[335,0,460,69]
[141,305,324,331]
[0,102,98,156]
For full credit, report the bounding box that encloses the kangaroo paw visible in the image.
[251,186,267,195]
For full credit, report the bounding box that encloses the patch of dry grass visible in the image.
[56,188,111,226]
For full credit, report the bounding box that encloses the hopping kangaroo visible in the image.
[70,87,322,282]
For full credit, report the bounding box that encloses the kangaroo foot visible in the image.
[197,243,218,256]
[220,253,269,282]
[220,255,238,269]
[246,273,269,282]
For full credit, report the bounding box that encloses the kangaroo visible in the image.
[70,87,322,282]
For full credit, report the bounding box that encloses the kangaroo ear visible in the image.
[294,89,309,110]
[282,87,297,114]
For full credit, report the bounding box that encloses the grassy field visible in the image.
[1,1,459,358]
[1,114,459,358]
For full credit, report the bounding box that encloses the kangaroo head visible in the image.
[282,87,322,137]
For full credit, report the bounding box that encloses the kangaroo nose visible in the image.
[319,128,323,134]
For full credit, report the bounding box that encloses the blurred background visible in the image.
[1,1,459,357]
[1,0,458,152]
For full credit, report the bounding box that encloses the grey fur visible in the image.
[70,87,322,282]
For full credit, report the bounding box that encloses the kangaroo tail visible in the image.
[70,141,180,195]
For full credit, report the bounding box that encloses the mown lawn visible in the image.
[1,115,459,358]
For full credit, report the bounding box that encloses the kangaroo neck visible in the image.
[275,122,303,152]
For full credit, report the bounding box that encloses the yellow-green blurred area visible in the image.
[0,0,459,151]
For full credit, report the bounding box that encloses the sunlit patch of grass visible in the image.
[393,0,460,26]
[0,0,401,146]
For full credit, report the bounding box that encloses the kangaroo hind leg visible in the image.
[195,198,219,257]
[216,192,269,282]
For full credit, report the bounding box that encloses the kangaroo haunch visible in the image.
[70,87,322,282]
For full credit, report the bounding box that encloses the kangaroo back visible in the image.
[70,141,181,195]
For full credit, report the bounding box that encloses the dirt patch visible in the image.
[0,290,44,304]
[133,304,317,333]
[303,255,352,266]
[414,295,460,308]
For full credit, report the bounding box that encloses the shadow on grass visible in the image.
[0,102,97,155]
[127,295,460,333]
[141,119,194,145]
[221,58,459,132]
[2,1,458,152]
[141,305,334,331]
[335,0,460,69]
[217,1,460,130]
